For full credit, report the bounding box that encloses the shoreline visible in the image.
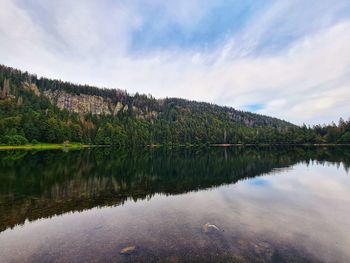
[149,143,350,147]
[0,143,93,151]
[1,143,349,151]
[210,143,350,147]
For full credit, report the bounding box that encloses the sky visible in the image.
[0,0,350,125]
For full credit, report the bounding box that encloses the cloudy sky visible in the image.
[1,0,349,125]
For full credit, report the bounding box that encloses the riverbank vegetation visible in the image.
[0,143,86,151]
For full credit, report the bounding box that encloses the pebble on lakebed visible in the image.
[120,246,136,255]
[203,223,220,233]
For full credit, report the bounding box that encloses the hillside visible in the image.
[0,64,349,146]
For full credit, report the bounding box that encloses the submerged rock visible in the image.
[120,246,136,255]
[203,223,220,233]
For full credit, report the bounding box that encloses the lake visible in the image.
[0,147,349,262]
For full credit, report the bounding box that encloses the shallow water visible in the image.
[0,147,349,262]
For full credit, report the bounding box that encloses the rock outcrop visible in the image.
[23,82,40,96]
[120,246,136,255]
[203,223,220,233]
[41,89,158,120]
[44,89,113,115]
[113,102,123,115]
[0,78,10,99]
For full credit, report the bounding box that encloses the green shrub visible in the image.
[2,135,28,145]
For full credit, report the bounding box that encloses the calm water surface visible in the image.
[0,147,349,262]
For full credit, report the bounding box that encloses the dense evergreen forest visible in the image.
[0,64,349,146]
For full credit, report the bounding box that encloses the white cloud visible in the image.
[0,0,349,125]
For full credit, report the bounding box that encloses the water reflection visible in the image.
[0,147,349,262]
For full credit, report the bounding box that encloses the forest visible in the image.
[0,64,349,146]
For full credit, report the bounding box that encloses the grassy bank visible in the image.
[1,143,349,151]
[0,143,90,151]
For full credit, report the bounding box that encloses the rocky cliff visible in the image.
[44,89,115,115]
[0,79,11,99]
[33,86,157,119]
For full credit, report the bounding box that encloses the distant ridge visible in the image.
[0,64,293,127]
[0,64,349,145]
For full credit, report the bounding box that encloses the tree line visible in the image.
[0,64,349,146]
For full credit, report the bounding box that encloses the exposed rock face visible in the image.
[113,102,123,115]
[44,89,113,115]
[203,223,220,233]
[0,78,10,99]
[11,78,158,119]
[120,246,136,255]
[22,82,40,96]
[17,96,23,106]
[42,89,158,120]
